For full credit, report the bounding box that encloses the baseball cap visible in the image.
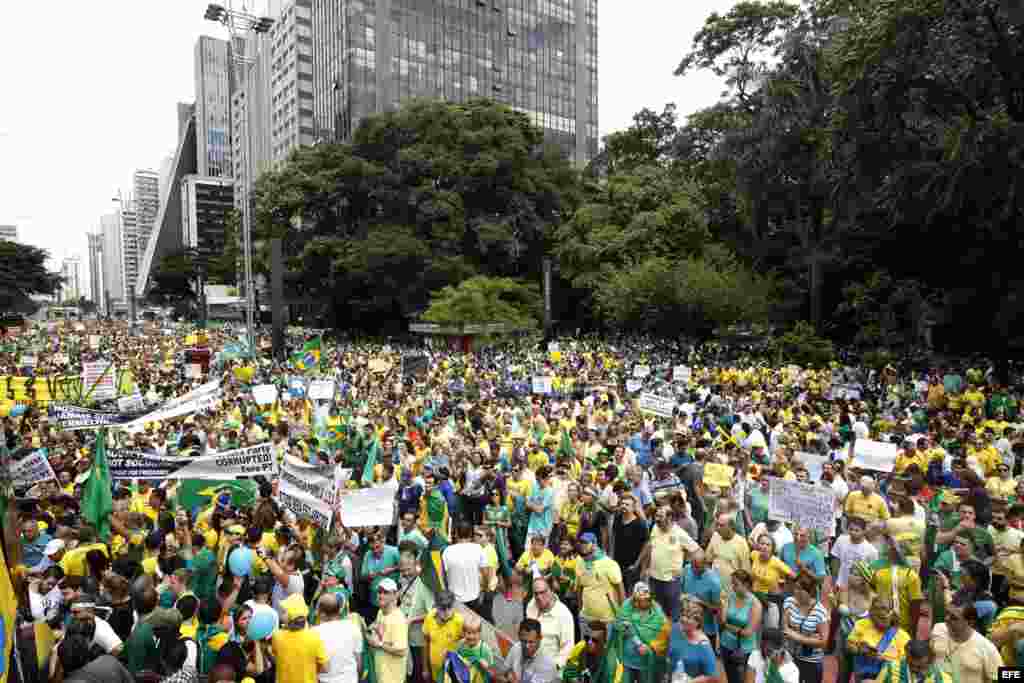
[378,578,398,593]
[578,532,598,546]
[44,539,65,556]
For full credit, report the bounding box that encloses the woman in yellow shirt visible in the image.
[847,597,911,680]
[750,534,794,608]
[558,483,583,540]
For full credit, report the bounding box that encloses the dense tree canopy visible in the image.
[422,276,541,329]
[0,241,62,313]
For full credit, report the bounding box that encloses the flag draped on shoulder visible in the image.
[563,624,624,683]
[361,435,381,486]
[82,429,114,541]
[419,529,449,596]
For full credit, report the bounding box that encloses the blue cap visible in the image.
[579,532,598,545]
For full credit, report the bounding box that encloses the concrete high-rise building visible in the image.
[181,176,235,263]
[100,213,123,312]
[59,257,81,303]
[177,102,195,142]
[118,200,140,304]
[0,225,17,242]
[194,36,233,178]
[133,170,160,262]
[87,232,104,311]
[158,154,176,203]
[310,0,598,165]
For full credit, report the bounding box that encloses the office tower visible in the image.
[100,213,124,311]
[181,175,235,284]
[134,170,160,262]
[177,102,195,142]
[87,232,104,312]
[59,257,82,303]
[158,154,176,203]
[310,0,598,165]
[0,225,17,242]
[194,36,233,177]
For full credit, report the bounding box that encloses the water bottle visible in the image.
[672,661,690,683]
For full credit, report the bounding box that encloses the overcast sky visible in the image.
[0,0,736,298]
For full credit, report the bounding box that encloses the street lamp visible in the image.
[203,2,274,358]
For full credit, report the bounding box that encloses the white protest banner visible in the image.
[794,451,829,482]
[851,439,898,472]
[337,486,396,528]
[253,384,278,405]
[673,365,691,383]
[82,360,117,400]
[625,379,642,393]
[633,365,651,378]
[117,381,222,431]
[278,455,336,529]
[768,477,836,534]
[117,393,145,414]
[108,443,276,480]
[308,379,335,401]
[49,404,137,431]
[548,342,560,352]
[638,393,675,419]
[531,376,552,395]
[335,467,353,489]
[10,450,57,489]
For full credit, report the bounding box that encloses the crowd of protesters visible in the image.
[5,320,1024,683]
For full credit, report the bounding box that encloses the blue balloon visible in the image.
[228,547,253,577]
[247,605,278,641]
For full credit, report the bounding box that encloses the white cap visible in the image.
[45,539,65,556]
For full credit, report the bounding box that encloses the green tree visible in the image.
[0,241,62,313]
[593,245,777,337]
[422,276,542,328]
[77,297,97,314]
[147,250,198,314]
[253,98,580,325]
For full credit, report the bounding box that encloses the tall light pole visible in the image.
[204,3,274,357]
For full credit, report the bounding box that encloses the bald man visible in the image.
[315,593,363,683]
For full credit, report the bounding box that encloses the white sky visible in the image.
[0,0,736,299]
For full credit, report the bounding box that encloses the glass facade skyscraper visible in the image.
[311,0,597,165]
[195,36,233,177]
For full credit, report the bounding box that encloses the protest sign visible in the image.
[401,354,429,381]
[278,455,336,529]
[117,393,145,414]
[851,439,898,472]
[768,477,837,534]
[82,360,116,400]
[108,443,276,480]
[531,376,552,395]
[548,342,560,353]
[10,450,57,489]
[117,382,222,431]
[794,451,829,482]
[308,379,336,401]
[703,463,735,489]
[638,393,675,419]
[633,365,650,378]
[287,377,306,398]
[337,486,395,528]
[673,365,691,383]
[625,379,642,393]
[48,404,137,431]
[252,384,278,405]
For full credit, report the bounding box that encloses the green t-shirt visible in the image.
[122,621,157,675]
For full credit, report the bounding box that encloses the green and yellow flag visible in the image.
[82,429,113,541]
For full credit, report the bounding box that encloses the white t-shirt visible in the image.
[272,572,305,612]
[746,650,800,683]
[316,618,364,683]
[830,534,879,588]
[91,616,123,653]
[442,543,488,603]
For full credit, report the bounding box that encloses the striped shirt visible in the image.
[782,597,829,663]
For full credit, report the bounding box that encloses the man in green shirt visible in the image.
[189,532,218,603]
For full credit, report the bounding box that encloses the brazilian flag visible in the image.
[175,479,259,515]
[291,338,322,373]
[563,622,624,683]
[419,530,449,596]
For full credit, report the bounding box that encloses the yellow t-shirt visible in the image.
[750,554,793,594]
[986,477,1016,500]
[845,491,891,522]
[848,618,910,663]
[872,566,923,632]
[516,548,556,575]
[130,494,159,522]
[59,542,109,577]
[423,611,464,676]
[578,555,623,623]
[272,627,328,683]
[373,608,408,683]
[648,525,699,582]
